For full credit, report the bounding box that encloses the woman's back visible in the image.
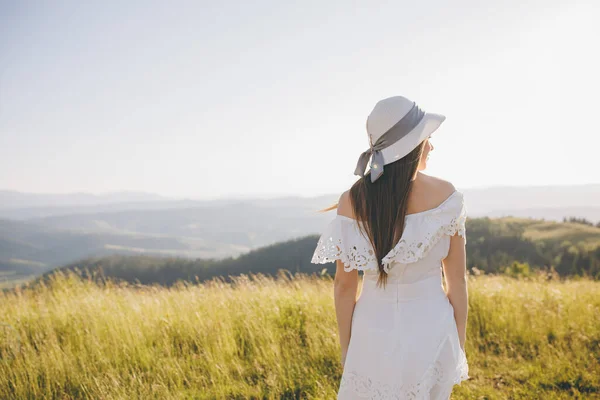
[311,173,470,399]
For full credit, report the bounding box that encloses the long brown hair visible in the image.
[317,140,427,289]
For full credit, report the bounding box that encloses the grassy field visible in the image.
[0,269,598,399]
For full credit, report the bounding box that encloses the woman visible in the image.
[311,95,470,399]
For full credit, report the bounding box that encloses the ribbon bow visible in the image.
[354,145,385,183]
[354,102,425,183]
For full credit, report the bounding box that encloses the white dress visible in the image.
[311,189,470,400]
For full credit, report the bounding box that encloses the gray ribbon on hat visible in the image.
[354,102,425,183]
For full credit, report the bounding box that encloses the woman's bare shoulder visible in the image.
[412,172,457,210]
[336,190,356,219]
[417,172,456,191]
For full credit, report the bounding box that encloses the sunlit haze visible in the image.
[1,0,598,200]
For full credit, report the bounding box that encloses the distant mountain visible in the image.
[0,218,247,286]
[485,206,600,223]
[28,234,322,288]
[0,200,214,220]
[1,183,599,287]
[2,184,600,222]
[462,184,600,219]
[0,194,341,286]
[0,189,174,209]
[9,215,598,291]
[0,190,338,220]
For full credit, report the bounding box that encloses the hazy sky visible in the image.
[1,0,598,200]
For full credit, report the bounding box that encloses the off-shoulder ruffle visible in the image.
[381,191,467,271]
[310,190,467,273]
[310,215,380,272]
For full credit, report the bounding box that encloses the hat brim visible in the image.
[379,112,446,165]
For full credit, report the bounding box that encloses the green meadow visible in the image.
[0,269,598,399]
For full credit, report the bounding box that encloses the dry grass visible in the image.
[0,269,598,399]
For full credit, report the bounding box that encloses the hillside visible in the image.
[25,234,322,289]
[0,217,247,286]
[4,216,596,291]
[2,184,600,287]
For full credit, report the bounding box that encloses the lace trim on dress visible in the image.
[338,334,470,399]
[310,190,467,273]
[380,192,467,271]
[310,217,380,272]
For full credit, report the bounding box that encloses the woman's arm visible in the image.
[442,232,468,350]
[333,190,360,366]
[334,259,359,367]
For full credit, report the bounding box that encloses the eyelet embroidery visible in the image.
[311,192,467,273]
[310,234,379,272]
[381,201,467,271]
[337,336,470,399]
[338,359,469,399]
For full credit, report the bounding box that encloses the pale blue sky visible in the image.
[1,0,598,200]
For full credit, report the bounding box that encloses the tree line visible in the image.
[25,216,600,288]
